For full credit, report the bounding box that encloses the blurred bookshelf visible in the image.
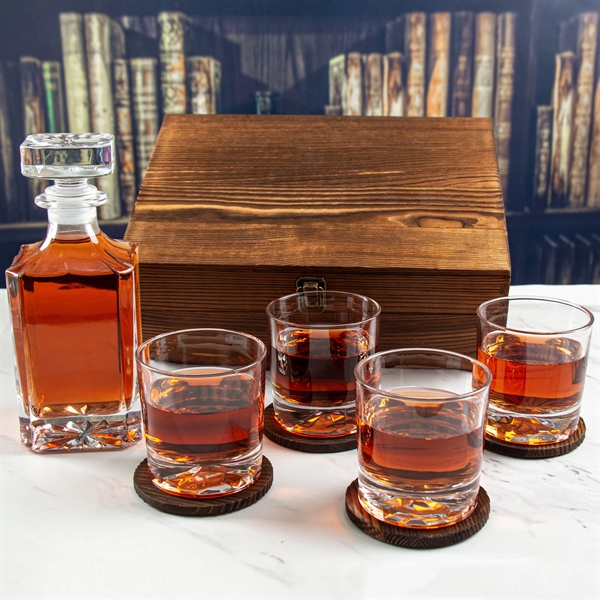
[1,0,599,284]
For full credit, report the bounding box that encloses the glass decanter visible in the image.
[6,133,142,452]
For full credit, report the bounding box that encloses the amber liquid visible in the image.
[142,368,263,497]
[7,233,140,421]
[478,333,587,443]
[271,328,372,407]
[357,388,483,527]
[144,370,263,460]
[358,390,483,490]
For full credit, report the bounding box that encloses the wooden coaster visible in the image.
[345,479,490,549]
[133,456,273,516]
[484,418,586,459]
[263,404,357,453]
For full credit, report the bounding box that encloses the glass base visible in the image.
[485,404,580,445]
[272,393,356,438]
[147,443,263,498]
[357,472,479,529]
[20,412,142,452]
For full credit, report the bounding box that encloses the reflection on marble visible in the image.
[1,286,598,599]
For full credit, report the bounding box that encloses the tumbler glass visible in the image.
[355,348,491,528]
[477,296,594,445]
[136,328,266,498]
[267,290,380,437]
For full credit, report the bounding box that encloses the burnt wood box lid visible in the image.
[125,114,510,354]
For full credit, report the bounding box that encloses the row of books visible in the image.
[326,12,516,193]
[0,11,222,224]
[531,232,600,285]
[532,12,600,211]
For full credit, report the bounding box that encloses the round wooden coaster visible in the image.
[133,456,273,516]
[345,479,491,549]
[484,418,586,459]
[263,404,357,453]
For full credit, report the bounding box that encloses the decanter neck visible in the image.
[37,179,107,228]
[46,208,100,231]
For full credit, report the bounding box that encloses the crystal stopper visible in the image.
[20,133,114,179]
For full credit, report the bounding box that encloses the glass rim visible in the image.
[266,290,381,330]
[477,295,595,336]
[135,327,267,378]
[354,347,492,402]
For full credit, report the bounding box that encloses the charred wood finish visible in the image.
[345,479,491,549]
[126,115,510,355]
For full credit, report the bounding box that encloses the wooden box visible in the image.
[125,115,510,356]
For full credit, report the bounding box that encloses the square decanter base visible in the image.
[20,412,142,452]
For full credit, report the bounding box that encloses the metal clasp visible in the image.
[295,277,326,309]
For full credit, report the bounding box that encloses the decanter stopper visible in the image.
[20,133,114,180]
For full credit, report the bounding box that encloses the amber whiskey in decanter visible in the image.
[6,133,142,452]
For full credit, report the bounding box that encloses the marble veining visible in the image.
[1,285,598,600]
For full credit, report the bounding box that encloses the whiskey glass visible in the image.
[477,296,594,445]
[267,291,380,438]
[355,348,491,528]
[136,328,266,498]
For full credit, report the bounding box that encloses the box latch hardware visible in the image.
[296,277,326,309]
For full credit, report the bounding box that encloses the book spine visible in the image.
[187,56,219,114]
[328,54,346,113]
[20,56,47,211]
[404,12,426,117]
[158,12,187,115]
[346,52,362,116]
[556,234,576,284]
[450,12,474,117]
[568,13,598,207]
[0,63,23,222]
[324,105,342,115]
[532,106,553,210]
[363,53,383,116]
[558,14,579,53]
[130,58,159,183]
[548,52,576,208]
[213,59,222,115]
[592,234,600,283]
[111,19,127,61]
[426,12,451,117]
[59,13,90,132]
[213,58,223,114]
[42,61,67,133]
[385,16,405,54]
[114,59,137,215]
[382,52,404,116]
[574,233,593,283]
[471,12,496,118]
[539,235,558,284]
[20,57,46,136]
[85,13,121,219]
[494,12,517,194]
[587,76,600,207]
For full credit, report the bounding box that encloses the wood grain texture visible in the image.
[129,115,507,267]
[484,418,586,459]
[126,115,510,355]
[264,404,357,453]
[133,456,273,516]
[345,480,490,549]
[136,264,508,355]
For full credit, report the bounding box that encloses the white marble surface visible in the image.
[1,285,598,600]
